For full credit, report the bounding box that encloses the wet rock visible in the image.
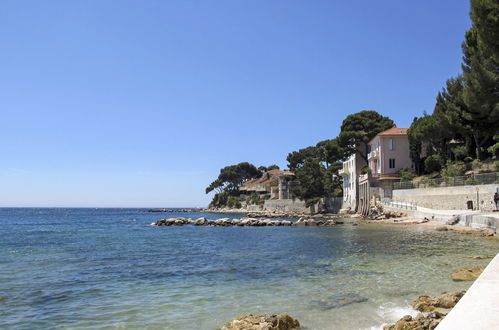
[218,314,300,330]
[384,311,447,330]
[451,266,484,281]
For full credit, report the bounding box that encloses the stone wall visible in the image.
[392,184,499,211]
[263,197,344,214]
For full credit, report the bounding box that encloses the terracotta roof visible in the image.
[240,170,294,190]
[376,176,401,181]
[377,127,408,136]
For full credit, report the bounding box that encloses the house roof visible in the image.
[240,170,294,191]
[377,127,408,136]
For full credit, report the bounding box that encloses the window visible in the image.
[389,158,396,169]
[389,139,395,150]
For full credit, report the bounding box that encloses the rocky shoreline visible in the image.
[383,291,466,330]
[151,217,350,227]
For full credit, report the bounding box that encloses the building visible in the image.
[357,126,412,215]
[239,169,295,200]
[367,127,411,183]
[339,151,367,212]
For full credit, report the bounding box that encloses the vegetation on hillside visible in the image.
[409,0,498,175]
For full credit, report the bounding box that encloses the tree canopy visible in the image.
[461,0,499,158]
[205,162,261,194]
[338,110,394,162]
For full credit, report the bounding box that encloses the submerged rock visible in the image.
[467,255,493,259]
[451,266,484,281]
[311,293,368,310]
[218,314,300,330]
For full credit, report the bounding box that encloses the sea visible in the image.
[1,208,498,330]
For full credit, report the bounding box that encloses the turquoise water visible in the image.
[1,208,498,329]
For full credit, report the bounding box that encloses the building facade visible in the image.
[367,127,411,180]
[339,151,367,212]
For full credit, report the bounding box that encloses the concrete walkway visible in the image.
[436,253,499,329]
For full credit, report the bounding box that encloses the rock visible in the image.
[451,266,484,281]
[467,255,493,259]
[218,314,300,330]
[311,293,368,310]
[412,295,436,312]
[384,311,447,330]
[412,291,465,312]
[435,226,448,231]
[446,216,460,225]
[433,291,465,309]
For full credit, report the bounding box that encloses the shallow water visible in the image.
[0,208,498,329]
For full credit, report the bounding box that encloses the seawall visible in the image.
[436,253,499,329]
[392,184,498,211]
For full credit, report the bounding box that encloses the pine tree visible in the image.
[461,0,499,159]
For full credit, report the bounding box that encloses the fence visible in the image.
[380,198,418,210]
[394,172,499,190]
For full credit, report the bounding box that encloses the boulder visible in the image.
[412,295,435,312]
[451,266,484,281]
[433,291,465,309]
[384,311,446,330]
[435,226,448,231]
[218,314,300,330]
[412,291,465,311]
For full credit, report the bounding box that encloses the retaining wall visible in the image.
[392,184,499,211]
[262,197,344,214]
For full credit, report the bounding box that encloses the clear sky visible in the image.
[1,0,471,207]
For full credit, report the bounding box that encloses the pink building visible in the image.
[367,127,411,181]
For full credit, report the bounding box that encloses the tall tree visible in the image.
[205,162,261,194]
[286,146,319,171]
[461,0,499,159]
[338,110,394,162]
[291,158,327,207]
[316,138,345,168]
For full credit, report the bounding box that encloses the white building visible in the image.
[339,151,367,212]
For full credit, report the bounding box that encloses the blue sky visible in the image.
[0,0,471,207]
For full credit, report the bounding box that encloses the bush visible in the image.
[361,166,371,174]
[487,143,499,158]
[227,196,242,209]
[442,161,466,178]
[496,161,499,171]
[424,155,443,173]
[451,146,468,161]
[400,167,416,182]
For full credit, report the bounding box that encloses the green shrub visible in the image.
[227,196,242,208]
[487,143,499,158]
[496,161,499,171]
[400,167,416,182]
[442,161,466,178]
[424,155,443,173]
[250,192,261,205]
[451,146,468,161]
[361,166,371,174]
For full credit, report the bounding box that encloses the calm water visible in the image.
[1,208,498,330]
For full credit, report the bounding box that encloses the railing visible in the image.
[381,198,418,210]
[394,172,499,190]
